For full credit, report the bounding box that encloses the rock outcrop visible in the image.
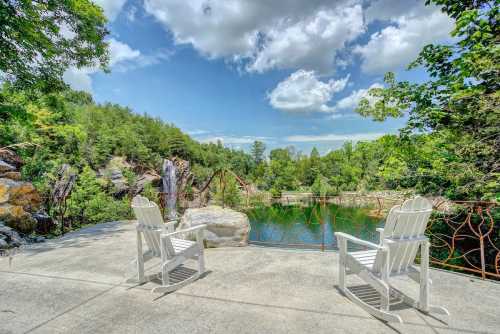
[0,148,43,235]
[0,178,41,233]
[0,160,16,173]
[179,206,250,247]
[99,157,133,197]
[135,170,161,194]
[0,222,24,249]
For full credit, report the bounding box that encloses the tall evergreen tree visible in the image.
[250,140,266,164]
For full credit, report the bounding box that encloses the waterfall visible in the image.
[162,159,177,220]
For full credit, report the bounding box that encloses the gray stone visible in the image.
[35,236,46,243]
[135,170,161,194]
[0,222,23,246]
[0,159,16,173]
[179,205,250,247]
[99,157,132,196]
[0,222,12,233]
[0,221,25,248]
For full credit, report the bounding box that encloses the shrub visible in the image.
[67,166,132,227]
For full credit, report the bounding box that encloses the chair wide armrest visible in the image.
[335,232,382,250]
[163,224,207,238]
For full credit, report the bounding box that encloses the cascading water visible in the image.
[162,159,177,220]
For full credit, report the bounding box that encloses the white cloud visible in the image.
[333,83,383,111]
[286,132,386,142]
[186,129,210,136]
[248,6,364,73]
[93,0,128,21]
[268,70,349,113]
[355,6,454,74]
[63,68,93,93]
[64,39,169,92]
[141,0,456,76]
[364,0,429,24]
[108,38,141,66]
[199,135,271,145]
[144,0,364,74]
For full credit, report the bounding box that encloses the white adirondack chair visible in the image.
[131,195,206,293]
[335,196,449,323]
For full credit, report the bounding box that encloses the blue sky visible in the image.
[64,0,454,155]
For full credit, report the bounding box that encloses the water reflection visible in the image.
[246,203,383,250]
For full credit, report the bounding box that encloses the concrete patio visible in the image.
[1,221,499,334]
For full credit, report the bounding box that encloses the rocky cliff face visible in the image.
[0,148,43,244]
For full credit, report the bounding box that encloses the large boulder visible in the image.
[0,178,41,210]
[179,206,250,247]
[0,222,24,249]
[0,178,41,234]
[0,204,37,234]
[32,211,55,234]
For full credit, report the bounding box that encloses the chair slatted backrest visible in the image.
[373,196,433,275]
[132,196,174,257]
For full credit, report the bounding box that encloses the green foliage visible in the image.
[141,182,160,205]
[0,87,261,231]
[250,140,266,164]
[265,148,300,196]
[355,0,499,200]
[1,0,496,238]
[311,175,335,197]
[213,173,242,208]
[0,0,109,92]
[67,166,131,226]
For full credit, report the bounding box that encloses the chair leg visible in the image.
[419,241,430,312]
[159,237,170,287]
[338,238,346,291]
[161,262,170,287]
[196,229,206,274]
[137,230,145,283]
[380,287,390,311]
[198,250,205,274]
[380,247,390,311]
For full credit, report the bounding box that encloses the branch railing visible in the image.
[425,201,499,280]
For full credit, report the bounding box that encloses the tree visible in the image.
[269,147,292,162]
[356,0,499,199]
[213,172,242,208]
[311,174,334,197]
[0,0,109,91]
[250,140,266,164]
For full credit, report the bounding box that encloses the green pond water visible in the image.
[246,203,383,250]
